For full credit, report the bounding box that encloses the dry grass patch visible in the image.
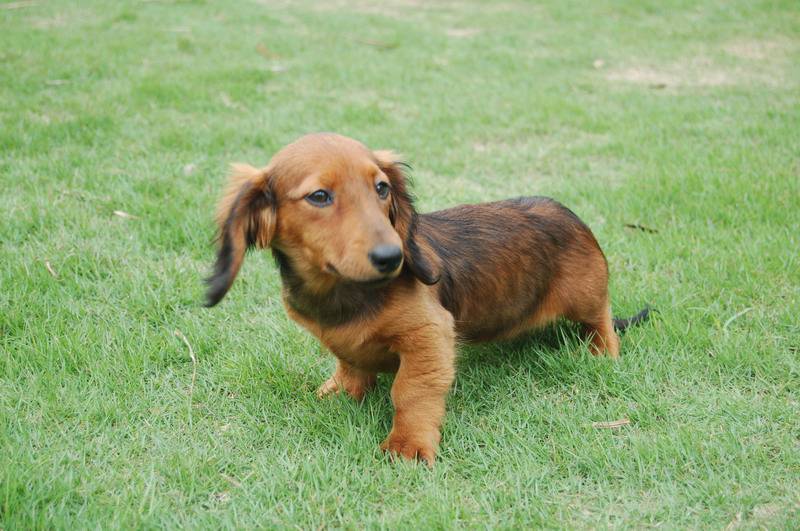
[723,38,796,61]
[606,40,798,89]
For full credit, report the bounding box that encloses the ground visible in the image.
[1,0,799,528]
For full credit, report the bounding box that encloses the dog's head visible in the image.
[205,133,439,306]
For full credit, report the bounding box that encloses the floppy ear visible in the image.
[205,163,276,306]
[374,150,440,285]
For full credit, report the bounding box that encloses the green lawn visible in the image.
[2,0,799,528]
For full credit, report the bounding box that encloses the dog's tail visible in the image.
[613,306,652,333]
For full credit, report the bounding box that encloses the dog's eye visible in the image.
[375,181,390,200]
[306,189,333,207]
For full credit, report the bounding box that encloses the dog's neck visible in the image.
[272,250,388,327]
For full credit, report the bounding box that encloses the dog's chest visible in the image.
[285,303,400,372]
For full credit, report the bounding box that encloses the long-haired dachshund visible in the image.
[206,133,649,464]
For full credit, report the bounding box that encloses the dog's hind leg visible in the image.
[317,359,377,401]
[553,245,620,358]
[577,303,620,358]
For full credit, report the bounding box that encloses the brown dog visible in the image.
[206,133,648,464]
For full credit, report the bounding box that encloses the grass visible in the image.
[1,0,799,528]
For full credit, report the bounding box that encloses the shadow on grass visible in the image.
[455,322,605,386]
[458,321,579,368]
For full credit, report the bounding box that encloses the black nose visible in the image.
[368,244,403,274]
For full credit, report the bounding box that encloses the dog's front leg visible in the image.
[381,318,455,465]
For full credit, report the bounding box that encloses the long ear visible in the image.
[374,150,440,285]
[205,163,276,306]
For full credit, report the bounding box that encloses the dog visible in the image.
[206,133,649,464]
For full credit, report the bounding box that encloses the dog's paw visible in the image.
[316,377,341,399]
[316,375,373,401]
[380,432,438,466]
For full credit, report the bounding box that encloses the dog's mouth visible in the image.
[352,276,395,287]
[324,262,398,287]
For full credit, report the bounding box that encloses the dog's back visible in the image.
[417,197,608,342]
